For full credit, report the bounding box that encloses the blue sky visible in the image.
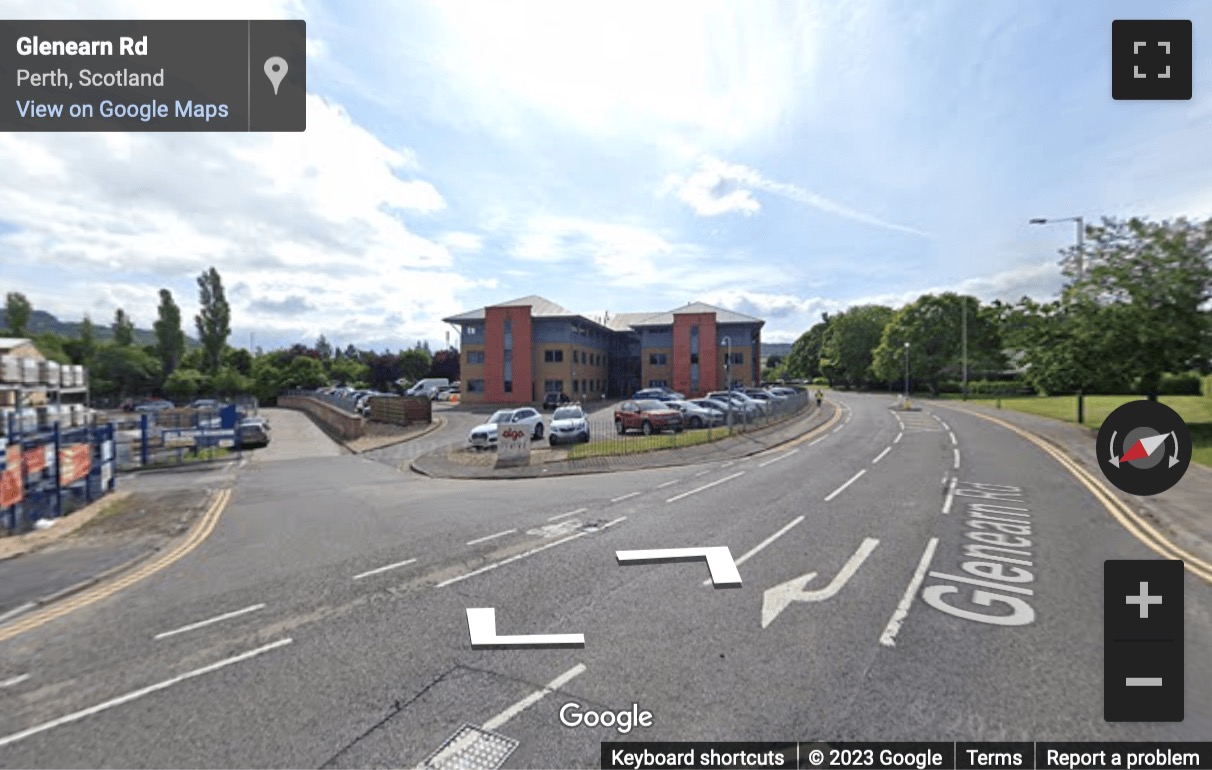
[2,0,1211,350]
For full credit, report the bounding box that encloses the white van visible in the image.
[405,378,450,399]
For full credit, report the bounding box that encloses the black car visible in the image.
[542,391,570,410]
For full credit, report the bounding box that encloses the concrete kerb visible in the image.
[0,545,160,627]
[340,415,447,454]
[410,401,835,480]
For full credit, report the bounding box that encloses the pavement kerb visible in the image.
[0,486,234,643]
[0,545,162,626]
[343,415,447,454]
[933,399,1212,584]
[0,491,134,562]
[410,401,839,480]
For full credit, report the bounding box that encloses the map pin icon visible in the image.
[264,56,288,95]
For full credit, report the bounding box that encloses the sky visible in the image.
[2,0,1211,350]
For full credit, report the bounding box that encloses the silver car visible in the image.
[665,399,724,428]
[548,405,590,445]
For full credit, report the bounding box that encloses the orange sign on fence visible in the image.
[23,445,46,475]
[0,468,22,507]
[59,444,91,486]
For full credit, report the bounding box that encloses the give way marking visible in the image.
[761,538,879,628]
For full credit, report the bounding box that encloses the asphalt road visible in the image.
[0,393,1208,767]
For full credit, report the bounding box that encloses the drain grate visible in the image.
[420,724,518,770]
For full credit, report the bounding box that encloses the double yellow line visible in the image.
[0,487,233,643]
[939,405,1212,585]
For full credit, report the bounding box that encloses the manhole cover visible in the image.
[419,724,518,770]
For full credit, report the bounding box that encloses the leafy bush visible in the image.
[811,377,829,386]
[1156,373,1202,396]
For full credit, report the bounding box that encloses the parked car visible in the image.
[406,378,450,399]
[435,386,460,402]
[614,399,683,435]
[703,392,761,418]
[134,399,175,412]
[548,404,590,445]
[468,407,545,449]
[542,391,571,410]
[188,398,221,410]
[690,397,739,419]
[632,387,684,402]
[665,399,724,429]
[768,387,798,397]
[236,417,270,448]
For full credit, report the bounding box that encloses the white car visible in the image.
[665,399,724,428]
[468,407,545,449]
[548,404,590,445]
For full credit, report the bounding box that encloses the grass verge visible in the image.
[940,394,1212,467]
[566,429,723,459]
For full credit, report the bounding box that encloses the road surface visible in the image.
[0,393,1207,767]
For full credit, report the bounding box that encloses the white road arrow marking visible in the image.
[466,608,585,648]
[761,538,879,628]
[616,546,741,587]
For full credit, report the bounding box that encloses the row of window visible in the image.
[649,352,744,365]
[544,379,605,394]
[469,349,745,366]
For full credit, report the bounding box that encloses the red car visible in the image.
[614,399,684,435]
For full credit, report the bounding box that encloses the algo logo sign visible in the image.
[500,428,526,441]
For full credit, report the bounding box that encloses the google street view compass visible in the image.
[1097,400,1191,496]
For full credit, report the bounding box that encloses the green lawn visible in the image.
[565,428,724,460]
[943,394,1212,467]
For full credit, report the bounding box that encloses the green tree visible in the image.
[1012,296,1130,397]
[32,332,71,365]
[250,358,283,403]
[194,267,231,374]
[1065,216,1212,400]
[399,347,432,383]
[315,334,333,361]
[4,292,32,336]
[91,343,159,400]
[281,356,327,389]
[210,366,252,398]
[153,289,186,378]
[164,368,205,401]
[329,355,368,386]
[65,313,98,365]
[872,293,1003,396]
[112,308,135,346]
[224,347,254,376]
[785,317,830,381]
[819,305,894,388]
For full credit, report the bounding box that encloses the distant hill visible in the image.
[0,309,198,348]
[761,342,793,360]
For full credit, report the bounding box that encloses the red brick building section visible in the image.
[484,305,534,404]
[671,312,717,398]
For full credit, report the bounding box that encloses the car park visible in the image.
[468,407,545,449]
[614,399,683,435]
[664,399,723,429]
[189,398,221,410]
[716,389,769,415]
[632,387,684,402]
[134,398,175,412]
[704,392,761,418]
[542,391,570,410]
[548,404,590,445]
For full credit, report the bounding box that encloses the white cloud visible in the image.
[439,232,485,254]
[663,156,929,237]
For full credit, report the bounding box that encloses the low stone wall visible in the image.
[277,395,365,441]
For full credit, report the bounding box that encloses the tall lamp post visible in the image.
[903,341,910,402]
[722,335,733,431]
[1029,215,1086,423]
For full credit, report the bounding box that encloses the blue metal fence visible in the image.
[1,418,118,534]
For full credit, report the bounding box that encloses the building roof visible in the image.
[627,302,765,328]
[0,337,34,351]
[443,298,764,331]
[443,295,579,323]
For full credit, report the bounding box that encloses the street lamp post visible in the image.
[903,342,910,403]
[1029,215,1086,423]
[722,335,733,432]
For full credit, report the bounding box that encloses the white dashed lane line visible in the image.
[610,491,641,503]
[437,518,626,588]
[693,469,712,477]
[0,639,293,750]
[547,507,587,522]
[879,537,939,647]
[655,479,681,489]
[872,447,892,464]
[757,447,799,468]
[824,469,866,502]
[941,477,958,514]
[666,472,745,503]
[153,604,267,639]
[701,516,805,586]
[0,674,30,688]
[466,529,517,546]
[953,448,961,469]
[948,431,957,445]
[352,559,417,581]
[894,431,903,444]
